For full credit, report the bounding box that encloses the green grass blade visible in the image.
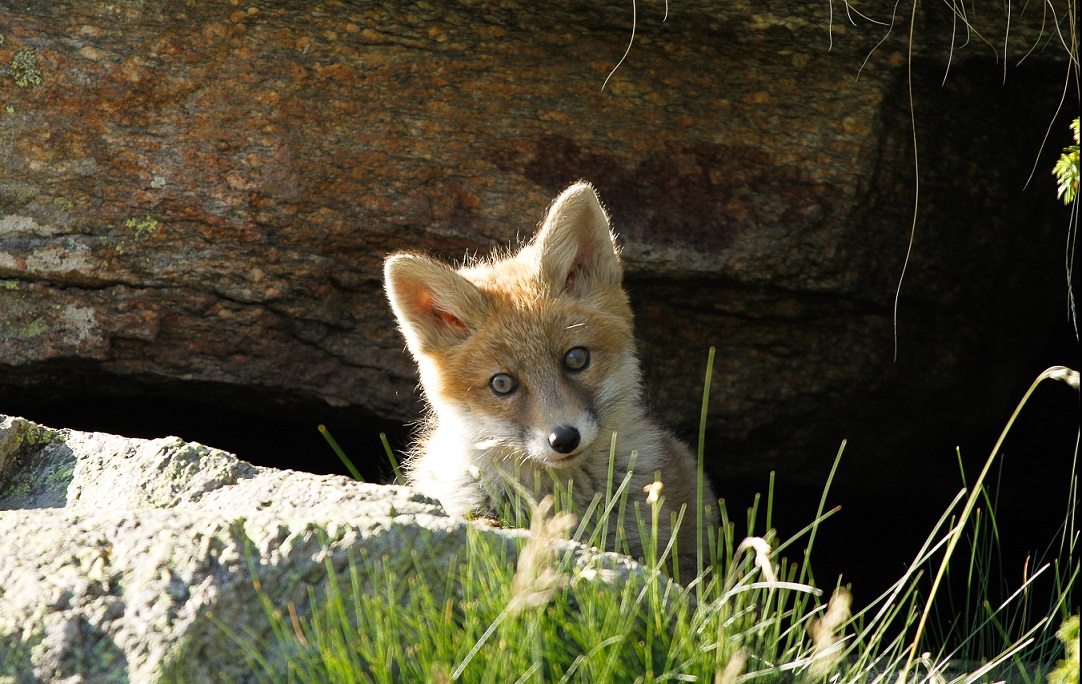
[318,424,364,482]
[379,432,403,483]
[696,346,716,587]
[903,366,1080,676]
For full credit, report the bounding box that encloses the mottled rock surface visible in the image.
[0,414,638,682]
[0,1,1074,496]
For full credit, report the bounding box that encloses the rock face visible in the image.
[0,2,1074,498]
[0,414,638,681]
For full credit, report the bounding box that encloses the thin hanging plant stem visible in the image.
[893,0,922,364]
[602,0,637,92]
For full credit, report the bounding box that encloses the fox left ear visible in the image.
[532,182,622,296]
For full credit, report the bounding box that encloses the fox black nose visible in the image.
[548,426,581,454]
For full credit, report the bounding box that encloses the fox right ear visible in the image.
[384,253,487,354]
[533,182,622,297]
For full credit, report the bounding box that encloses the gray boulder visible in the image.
[0,415,638,682]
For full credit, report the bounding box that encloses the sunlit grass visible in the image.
[219,361,1079,683]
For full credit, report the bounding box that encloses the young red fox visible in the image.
[384,182,717,578]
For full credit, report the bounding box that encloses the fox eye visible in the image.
[489,373,518,396]
[563,347,590,372]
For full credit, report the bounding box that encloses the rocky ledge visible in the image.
[0,415,638,682]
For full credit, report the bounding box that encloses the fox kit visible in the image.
[384,182,717,578]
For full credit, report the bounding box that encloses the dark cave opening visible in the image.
[0,370,413,486]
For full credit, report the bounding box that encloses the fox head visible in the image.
[384,182,644,468]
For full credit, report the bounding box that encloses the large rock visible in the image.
[0,415,640,681]
[0,1,1073,497]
